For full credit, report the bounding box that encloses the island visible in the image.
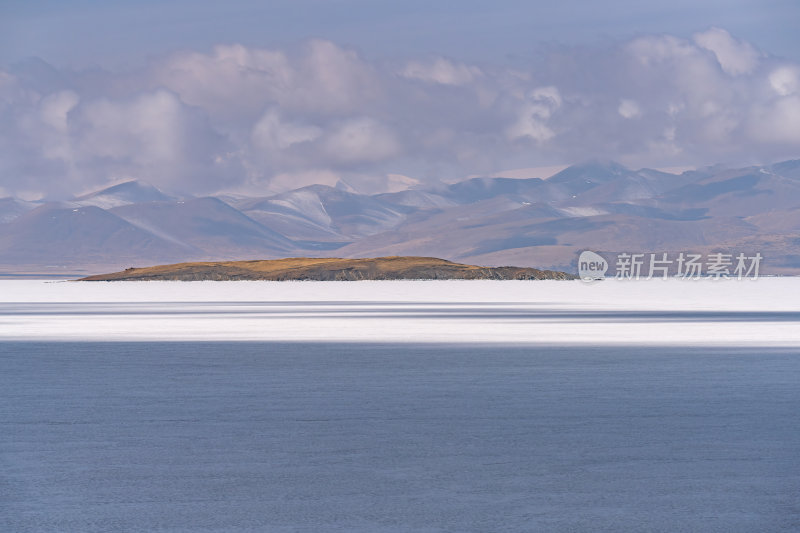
[79,256,576,281]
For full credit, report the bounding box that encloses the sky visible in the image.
[1,0,799,199]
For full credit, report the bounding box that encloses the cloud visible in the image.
[693,27,760,76]
[322,117,401,164]
[769,66,800,96]
[0,71,22,111]
[36,90,79,161]
[72,89,237,194]
[251,109,322,153]
[151,40,380,121]
[400,57,481,86]
[297,40,381,113]
[748,96,800,144]
[506,86,561,142]
[150,44,294,123]
[618,99,642,119]
[1,30,799,198]
[1,83,235,198]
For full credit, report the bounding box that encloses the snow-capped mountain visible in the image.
[1,160,799,275]
[73,180,176,209]
[0,197,39,224]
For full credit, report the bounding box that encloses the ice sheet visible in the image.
[1,278,799,345]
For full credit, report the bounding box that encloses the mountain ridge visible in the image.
[3,159,800,275]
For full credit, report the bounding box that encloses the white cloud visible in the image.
[151,40,379,121]
[79,91,176,160]
[151,44,293,122]
[2,29,799,198]
[749,96,800,144]
[251,109,322,151]
[618,99,642,119]
[0,70,21,110]
[506,86,561,142]
[693,27,760,76]
[297,40,381,113]
[39,90,78,131]
[36,90,79,162]
[400,57,481,86]
[769,66,800,96]
[322,117,401,164]
[64,90,235,193]
[627,34,697,66]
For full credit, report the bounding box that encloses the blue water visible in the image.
[1,342,799,532]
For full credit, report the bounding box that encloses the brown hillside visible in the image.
[80,256,575,281]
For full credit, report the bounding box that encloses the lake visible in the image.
[1,280,799,531]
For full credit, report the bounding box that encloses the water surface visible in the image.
[2,342,798,532]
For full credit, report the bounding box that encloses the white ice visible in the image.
[1,278,799,345]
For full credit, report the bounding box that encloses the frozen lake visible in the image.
[1,279,799,531]
[2,278,800,344]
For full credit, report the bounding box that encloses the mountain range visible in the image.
[1,160,799,276]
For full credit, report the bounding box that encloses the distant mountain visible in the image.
[566,168,696,205]
[111,197,295,257]
[0,203,182,266]
[2,160,800,275]
[73,180,176,209]
[0,197,39,223]
[330,160,800,273]
[373,189,457,210]
[237,184,409,245]
[437,176,548,204]
[653,167,800,217]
